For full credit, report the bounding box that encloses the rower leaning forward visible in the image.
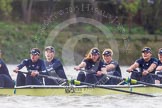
[13,48,47,86]
[0,50,14,88]
[127,47,158,84]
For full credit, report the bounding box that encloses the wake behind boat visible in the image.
[1,84,162,96]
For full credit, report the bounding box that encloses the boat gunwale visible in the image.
[1,84,161,89]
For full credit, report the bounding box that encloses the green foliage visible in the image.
[0,21,161,65]
[121,0,140,15]
[139,0,162,34]
[0,21,42,63]
[0,0,13,17]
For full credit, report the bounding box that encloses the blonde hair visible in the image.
[158,48,162,52]
[102,48,113,58]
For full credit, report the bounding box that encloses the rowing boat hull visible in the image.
[0,85,162,96]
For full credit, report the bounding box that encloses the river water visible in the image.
[1,65,162,108]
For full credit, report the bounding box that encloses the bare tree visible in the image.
[89,0,102,22]
[21,0,33,23]
[70,0,77,23]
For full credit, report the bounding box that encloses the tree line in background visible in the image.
[0,0,162,65]
[0,0,162,34]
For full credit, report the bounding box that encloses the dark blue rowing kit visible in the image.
[44,58,67,85]
[100,60,122,85]
[77,59,102,84]
[131,57,158,84]
[16,59,47,86]
[0,59,14,88]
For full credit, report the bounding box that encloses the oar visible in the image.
[67,79,154,97]
[79,69,96,74]
[17,71,67,84]
[131,70,162,78]
[106,74,162,89]
[76,81,155,97]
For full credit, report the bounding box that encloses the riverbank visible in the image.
[0,21,162,65]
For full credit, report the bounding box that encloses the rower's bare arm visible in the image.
[74,62,86,71]
[156,66,162,71]
[105,64,115,71]
[13,67,19,73]
[142,63,157,76]
[127,62,139,72]
[100,64,116,74]
[147,63,157,73]
[101,67,107,74]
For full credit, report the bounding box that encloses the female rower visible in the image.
[127,47,158,84]
[13,48,47,86]
[96,48,122,85]
[155,48,162,84]
[74,47,102,84]
[44,46,67,85]
[0,50,14,88]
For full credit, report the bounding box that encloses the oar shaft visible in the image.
[136,80,162,88]
[79,69,96,74]
[98,86,155,97]
[131,70,162,78]
[150,72,162,78]
[17,71,29,74]
[106,74,162,89]
[77,81,155,97]
[17,71,67,83]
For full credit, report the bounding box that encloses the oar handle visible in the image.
[79,69,96,74]
[131,70,162,78]
[16,70,70,85]
[17,71,51,78]
[16,71,29,74]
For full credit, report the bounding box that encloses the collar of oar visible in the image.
[124,78,137,84]
[67,77,137,86]
[67,79,80,85]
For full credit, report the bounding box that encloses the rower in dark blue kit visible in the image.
[44,46,67,85]
[13,48,47,86]
[155,48,162,84]
[74,47,102,84]
[127,47,158,84]
[96,48,122,85]
[0,50,14,88]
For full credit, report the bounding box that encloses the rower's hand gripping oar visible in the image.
[16,71,68,85]
[81,82,155,97]
[79,69,96,74]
